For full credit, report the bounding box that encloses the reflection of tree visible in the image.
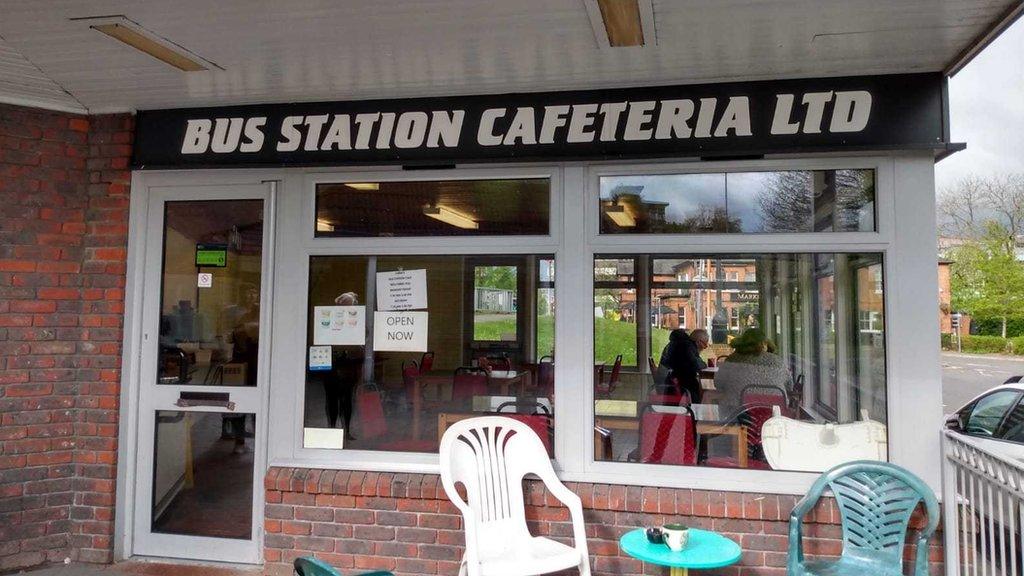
[475,266,516,290]
[594,289,628,322]
[756,170,874,232]
[662,205,741,233]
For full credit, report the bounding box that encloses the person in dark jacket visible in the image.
[657,328,709,403]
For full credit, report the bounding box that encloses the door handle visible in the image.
[175,391,235,411]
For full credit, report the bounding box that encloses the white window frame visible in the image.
[283,165,563,473]
[573,157,917,494]
[120,153,944,519]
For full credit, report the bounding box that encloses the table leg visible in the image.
[413,385,422,440]
[670,567,688,576]
[737,426,748,468]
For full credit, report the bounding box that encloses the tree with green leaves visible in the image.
[474,265,516,290]
[949,221,1024,338]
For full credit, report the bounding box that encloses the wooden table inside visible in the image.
[594,401,748,468]
[439,401,748,468]
[487,370,527,396]
[413,371,528,439]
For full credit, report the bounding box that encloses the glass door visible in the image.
[133,184,272,563]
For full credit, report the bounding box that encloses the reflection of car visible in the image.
[945,377,1024,570]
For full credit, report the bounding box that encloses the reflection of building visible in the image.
[938,258,970,336]
[602,186,669,229]
[612,258,760,335]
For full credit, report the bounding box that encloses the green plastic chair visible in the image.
[788,460,939,576]
[294,557,394,576]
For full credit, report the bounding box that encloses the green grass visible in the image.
[473,313,517,341]
[473,315,671,365]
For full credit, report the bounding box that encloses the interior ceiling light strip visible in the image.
[423,206,479,229]
[345,183,380,191]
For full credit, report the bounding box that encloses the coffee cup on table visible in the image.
[662,524,690,551]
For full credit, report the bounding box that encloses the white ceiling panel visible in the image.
[0,34,84,112]
[0,0,1017,113]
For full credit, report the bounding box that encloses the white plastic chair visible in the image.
[439,416,591,576]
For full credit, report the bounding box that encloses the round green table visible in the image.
[619,528,741,576]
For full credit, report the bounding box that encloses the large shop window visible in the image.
[599,170,875,234]
[303,254,556,455]
[592,252,887,473]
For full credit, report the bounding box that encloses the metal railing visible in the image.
[942,429,1024,576]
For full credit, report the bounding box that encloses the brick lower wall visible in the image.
[0,104,132,570]
[264,467,943,576]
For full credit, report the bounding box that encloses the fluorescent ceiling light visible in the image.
[584,0,656,49]
[604,205,636,227]
[82,16,219,72]
[345,183,380,191]
[423,205,478,229]
[316,218,335,232]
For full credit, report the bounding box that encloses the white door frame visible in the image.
[115,172,279,563]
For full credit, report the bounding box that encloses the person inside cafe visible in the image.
[713,327,793,417]
[225,283,260,453]
[308,291,362,440]
[655,328,709,403]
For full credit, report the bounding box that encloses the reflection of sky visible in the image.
[601,174,725,222]
[726,173,772,232]
[601,173,781,231]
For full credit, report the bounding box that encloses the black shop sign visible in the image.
[132,73,950,169]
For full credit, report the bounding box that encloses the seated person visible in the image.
[655,328,709,403]
[714,328,792,418]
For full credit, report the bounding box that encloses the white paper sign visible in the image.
[313,306,366,345]
[376,269,427,311]
[308,346,332,371]
[304,427,344,449]
[373,311,428,352]
[197,273,213,288]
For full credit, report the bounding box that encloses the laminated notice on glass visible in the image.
[373,311,428,352]
[308,346,332,371]
[376,269,427,311]
[313,306,366,345]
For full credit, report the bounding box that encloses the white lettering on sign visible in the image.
[770,90,872,135]
[270,111,466,152]
[376,269,427,311]
[373,311,428,352]
[175,90,877,155]
[181,117,267,154]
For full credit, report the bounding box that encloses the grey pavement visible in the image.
[941,351,1024,412]
[7,566,114,576]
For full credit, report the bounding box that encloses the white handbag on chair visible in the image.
[761,407,888,472]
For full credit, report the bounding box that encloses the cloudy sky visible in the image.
[935,18,1024,193]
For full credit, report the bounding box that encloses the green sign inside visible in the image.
[195,244,228,267]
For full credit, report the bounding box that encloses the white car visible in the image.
[945,377,1024,571]
[945,377,1024,463]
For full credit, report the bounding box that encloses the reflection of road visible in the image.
[942,352,1024,411]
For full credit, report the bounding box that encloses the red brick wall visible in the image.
[0,104,132,570]
[264,467,943,576]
